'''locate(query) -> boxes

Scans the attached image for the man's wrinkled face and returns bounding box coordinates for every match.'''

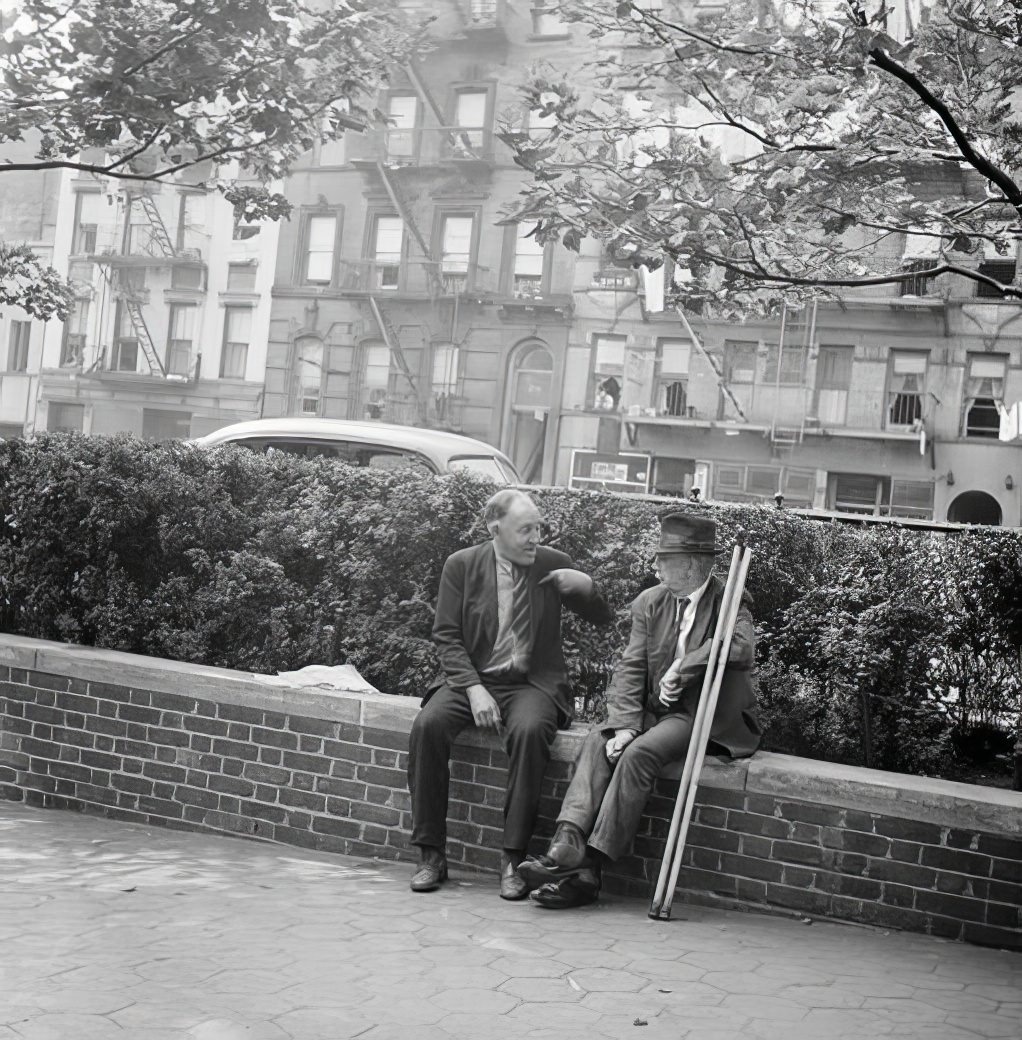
[492,498,542,566]
[656,552,714,597]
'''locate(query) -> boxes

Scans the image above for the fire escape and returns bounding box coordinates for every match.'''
[768,300,817,452]
[89,185,206,380]
[347,46,497,426]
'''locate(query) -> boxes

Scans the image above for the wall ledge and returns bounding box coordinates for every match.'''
[2,633,1019,837]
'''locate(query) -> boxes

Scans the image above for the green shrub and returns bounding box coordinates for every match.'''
[1,433,1019,783]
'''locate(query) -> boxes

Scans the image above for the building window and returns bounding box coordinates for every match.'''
[175,192,204,256]
[723,340,757,383]
[166,304,195,376]
[469,0,498,21]
[171,265,206,290]
[887,351,927,428]
[48,402,85,433]
[226,262,257,292]
[762,341,804,385]
[901,259,939,297]
[976,260,1017,299]
[512,222,546,298]
[432,342,460,421]
[656,338,690,416]
[232,215,261,241]
[963,353,1007,438]
[453,89,488,152]
[111,301,139,372]
[370,216,403,290]
[71,190,103,255]
[831,473,884,514]
[318,99,350,166]
[357,341,391,420]
[141,408,191,441]
[527,104,558,139]
[6,320,30,371]
[814,345,854,425]
[439,214,474,292]
[221,306,252,379]
[61,300,89,367]
[592,334,626,410]
[385,94,418,159]
[294,337,323,415]
[827,474,934,519]
[531,2,567,35]
[304,214,337,285]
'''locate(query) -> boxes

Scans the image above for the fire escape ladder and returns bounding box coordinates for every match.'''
[134,193,177,257]
[769,299,817,451]
[97,264,166,376]
[405,60,480,160]
[675,308,748,422]
[374,161,443,296]
[367,295,419,405]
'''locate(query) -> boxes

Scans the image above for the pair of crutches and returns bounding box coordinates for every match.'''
[648,542,753,921]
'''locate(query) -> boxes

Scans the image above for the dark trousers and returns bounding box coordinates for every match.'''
[408,682,559,852]
[558,714,695,862]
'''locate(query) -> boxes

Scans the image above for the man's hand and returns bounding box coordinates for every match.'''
[605,729,637,763]
[467,684,502,732]
[658,659,683,707]
[538,568,594,598]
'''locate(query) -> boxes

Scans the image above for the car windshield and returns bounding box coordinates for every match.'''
[448,456,513,483]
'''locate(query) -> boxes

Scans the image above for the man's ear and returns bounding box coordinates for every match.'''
[486,519,499,538]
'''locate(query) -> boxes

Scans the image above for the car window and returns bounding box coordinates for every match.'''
[363,450,434,476]
[448,456,511,483]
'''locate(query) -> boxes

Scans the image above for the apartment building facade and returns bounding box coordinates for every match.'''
[264,0,1021,524]
[28,159,279,440]
[0,136,62,439]
[263,0,589,484]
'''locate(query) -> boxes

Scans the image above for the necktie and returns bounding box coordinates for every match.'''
[510,564,533,673]
[674,596,690,629]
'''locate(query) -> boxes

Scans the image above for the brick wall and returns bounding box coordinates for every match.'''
[1,634,1020,951]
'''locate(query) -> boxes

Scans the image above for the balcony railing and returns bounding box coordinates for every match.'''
[338,259,496,297]
[370,125,494,166]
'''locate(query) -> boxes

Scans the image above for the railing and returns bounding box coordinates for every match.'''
[372,125,494,166]
[338,259,496,297]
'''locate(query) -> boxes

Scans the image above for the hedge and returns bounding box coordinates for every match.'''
[1,433,1019,785]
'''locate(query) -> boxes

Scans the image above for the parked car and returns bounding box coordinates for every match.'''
[192,418,521,484]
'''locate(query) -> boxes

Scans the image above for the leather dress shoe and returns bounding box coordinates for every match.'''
[516,822,589,890]
[531,867,601,909]
[499,852,529,901]
[410,852,448,892]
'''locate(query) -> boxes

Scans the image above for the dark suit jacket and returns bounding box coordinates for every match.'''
[604,576,761,758]
[428,541,613,723]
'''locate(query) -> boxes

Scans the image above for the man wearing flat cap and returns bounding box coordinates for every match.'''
[518,511,761,908]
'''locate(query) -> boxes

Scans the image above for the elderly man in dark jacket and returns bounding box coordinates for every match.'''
[407,489,612,899]
[518,511,760,908]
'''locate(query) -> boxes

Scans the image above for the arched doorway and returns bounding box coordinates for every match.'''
[947,491,1002,526]
[505,341,553,483]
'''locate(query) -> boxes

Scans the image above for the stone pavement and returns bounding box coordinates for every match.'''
[1,802,1020,1040]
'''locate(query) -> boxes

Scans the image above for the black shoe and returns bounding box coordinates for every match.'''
[532,869,601,909]
[410,849,448,892]
[516,822,589,891]
[499,852,529,901]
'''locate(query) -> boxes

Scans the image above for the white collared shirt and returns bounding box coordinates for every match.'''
[674,574,712,661]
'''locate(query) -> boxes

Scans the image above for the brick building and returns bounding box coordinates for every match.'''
[262,0,1022,523]
[30,160,281,440]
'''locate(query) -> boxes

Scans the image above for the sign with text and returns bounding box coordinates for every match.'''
[569,450,651,494]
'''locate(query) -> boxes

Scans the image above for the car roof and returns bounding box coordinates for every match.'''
[193,418,516,467]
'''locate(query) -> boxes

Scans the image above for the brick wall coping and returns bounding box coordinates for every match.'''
[2,632,1020,838]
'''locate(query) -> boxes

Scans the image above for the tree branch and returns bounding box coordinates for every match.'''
[867,44,1022,212]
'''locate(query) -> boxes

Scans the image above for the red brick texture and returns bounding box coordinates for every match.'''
[1,658,1020,951]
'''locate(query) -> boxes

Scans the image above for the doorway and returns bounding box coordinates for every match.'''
[505,342,553,483]
[947,491,1002,526]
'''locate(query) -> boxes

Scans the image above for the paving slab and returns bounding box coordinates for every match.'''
[0,801,1019,1040]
